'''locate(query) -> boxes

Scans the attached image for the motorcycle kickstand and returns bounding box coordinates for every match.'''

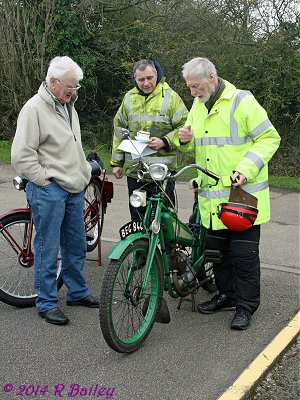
[177,294,196,312]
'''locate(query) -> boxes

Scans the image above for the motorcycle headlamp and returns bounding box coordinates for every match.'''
[149,164,168,181]
[130,190,147,208]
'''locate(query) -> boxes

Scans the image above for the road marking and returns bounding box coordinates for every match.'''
[261,263,300,274]
[217,311,300,400]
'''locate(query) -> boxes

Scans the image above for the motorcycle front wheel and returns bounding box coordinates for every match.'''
[99,239,164,353]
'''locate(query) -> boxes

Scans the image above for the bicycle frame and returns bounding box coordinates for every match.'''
[0,165,114,308]
[86,172,114,264]
[0,206,34,267]
[0,173,113,265]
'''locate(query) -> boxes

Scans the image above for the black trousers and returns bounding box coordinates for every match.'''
[127,176,175,221]
[205,225,261,314]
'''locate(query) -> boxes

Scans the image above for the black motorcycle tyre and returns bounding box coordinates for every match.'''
[99,239,164,353]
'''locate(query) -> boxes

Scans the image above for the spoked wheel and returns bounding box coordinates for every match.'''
[84,179,105,252]
[99,239,164,353]
[201,262,217,293]
[0,212,63,307]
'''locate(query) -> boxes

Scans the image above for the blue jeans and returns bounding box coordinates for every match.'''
[26,181,89,312]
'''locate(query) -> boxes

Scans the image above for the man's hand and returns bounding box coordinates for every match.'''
[112,166,123,179]
[178,125,193,144]
[231,171,247,187]
[148,137,165,151]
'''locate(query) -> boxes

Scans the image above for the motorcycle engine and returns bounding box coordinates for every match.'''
[168,249,187,274]
[168,248,197,290]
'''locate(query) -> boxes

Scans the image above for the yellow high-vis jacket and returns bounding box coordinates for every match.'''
[174,80,281,230]
[111,77,188,177]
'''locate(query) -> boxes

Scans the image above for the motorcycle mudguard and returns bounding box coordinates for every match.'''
[108,232,149,260]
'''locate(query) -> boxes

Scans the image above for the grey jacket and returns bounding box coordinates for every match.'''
[11,82,91,193]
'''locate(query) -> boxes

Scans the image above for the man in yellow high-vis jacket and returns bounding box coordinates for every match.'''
[174,57,280,330]
[111,59,188,220]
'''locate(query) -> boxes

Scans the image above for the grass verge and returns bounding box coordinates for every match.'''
[1,139,299,190]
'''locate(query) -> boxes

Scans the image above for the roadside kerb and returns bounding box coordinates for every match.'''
[217,311,300,400]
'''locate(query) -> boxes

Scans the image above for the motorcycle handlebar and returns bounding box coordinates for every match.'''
[172,164,220,185]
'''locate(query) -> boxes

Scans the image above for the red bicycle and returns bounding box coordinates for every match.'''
[0,170,113,307]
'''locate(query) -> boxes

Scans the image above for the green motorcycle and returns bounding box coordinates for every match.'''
[99,161,220,353]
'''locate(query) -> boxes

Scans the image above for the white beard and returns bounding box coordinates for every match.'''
[197,92,211,103]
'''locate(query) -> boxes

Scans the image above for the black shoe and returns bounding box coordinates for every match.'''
[67,295,100,308]
[197,293,236,314]
[38,307,69,325]
[231,306,252,330]
[142,296,171,324]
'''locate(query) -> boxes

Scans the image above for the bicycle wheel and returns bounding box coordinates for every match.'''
[99,239,164,353]
[84,179,105,252]
[0,212,63,307]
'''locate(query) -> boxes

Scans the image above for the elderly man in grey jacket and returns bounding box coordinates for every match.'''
[11,56,99,325]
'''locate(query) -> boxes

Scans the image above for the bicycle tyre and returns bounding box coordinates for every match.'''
[84,179,105,252]
[99,239,164,353]
[0,212,63,307]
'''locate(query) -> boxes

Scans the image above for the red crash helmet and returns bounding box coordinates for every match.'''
[217,202,259,231]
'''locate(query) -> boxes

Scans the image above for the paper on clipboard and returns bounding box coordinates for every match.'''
[117,140,157,159]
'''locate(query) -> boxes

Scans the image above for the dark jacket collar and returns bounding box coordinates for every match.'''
[205,78,225,112]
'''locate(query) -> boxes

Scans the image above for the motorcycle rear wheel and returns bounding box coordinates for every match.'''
[99,239,164,353]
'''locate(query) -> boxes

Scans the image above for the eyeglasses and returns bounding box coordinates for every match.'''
[56,79,81,91]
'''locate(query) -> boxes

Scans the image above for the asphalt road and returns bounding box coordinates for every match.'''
[0,165,299,400]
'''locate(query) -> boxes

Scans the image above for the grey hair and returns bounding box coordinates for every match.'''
[182,57,217,81]
[133,59,157,77]
[45,56,83,84]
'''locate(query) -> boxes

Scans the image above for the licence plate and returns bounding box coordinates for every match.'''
[119,221,144,240]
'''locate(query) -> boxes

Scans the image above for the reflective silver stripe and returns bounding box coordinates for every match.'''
[124,87,174,123]
[116,110,128,127]
[198,180,269,198]
[129,115,170,123]
[198,188,230,199]
[172,106,188,123]
[230,90,252,143]
[111,154,124,161]
[249,119,272,137]
[124,92,132,118]
[160,89,171,115]
[244,151,264,171]
[166,130,174,139]
[195,90,271,147]
[195,136,252,146]
[125,154,177,164]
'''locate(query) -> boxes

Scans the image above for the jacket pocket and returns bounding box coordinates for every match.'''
[221,175,232,188]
